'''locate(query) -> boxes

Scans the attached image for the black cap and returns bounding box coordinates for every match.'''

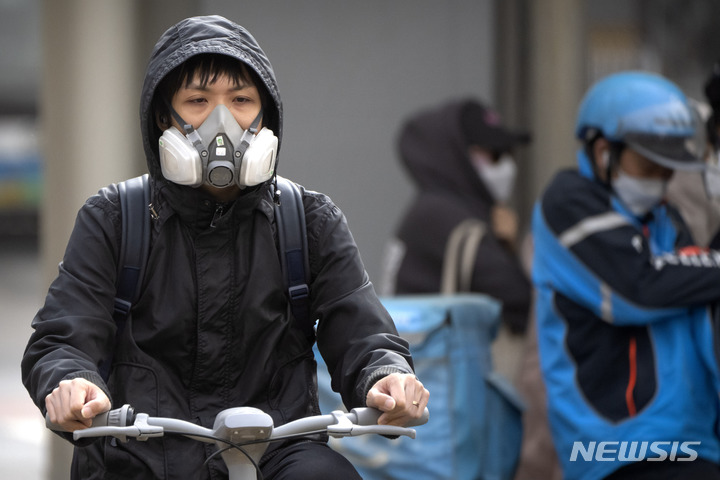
[460,100,531,152]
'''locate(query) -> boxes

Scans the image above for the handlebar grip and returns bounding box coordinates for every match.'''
[414,406,430,426]
[45,409,111,432]
[400,406,429,427]
[73,425,138,441]
[45,404,134,432]
[350,406,429,427]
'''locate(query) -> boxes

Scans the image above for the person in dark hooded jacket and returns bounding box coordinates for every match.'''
[21,15,428,480]
[382,98,532,334]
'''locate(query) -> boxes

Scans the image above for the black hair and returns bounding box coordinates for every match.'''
[151,53,276,133]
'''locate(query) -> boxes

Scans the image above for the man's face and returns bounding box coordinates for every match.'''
[169,73,263,200]
[617,148,674,181]
[170,73,263,132]
[593,138,674,181]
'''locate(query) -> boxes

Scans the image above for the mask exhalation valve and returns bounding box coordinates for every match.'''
[208,164,234,187]
[206,134,236,187]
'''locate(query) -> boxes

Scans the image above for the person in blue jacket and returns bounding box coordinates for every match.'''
[532,71,720,480]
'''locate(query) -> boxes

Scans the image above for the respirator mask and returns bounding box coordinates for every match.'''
[158,105,278,188]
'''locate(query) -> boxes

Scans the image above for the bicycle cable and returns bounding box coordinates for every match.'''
[162,430,265,480]
[200,429,328,479]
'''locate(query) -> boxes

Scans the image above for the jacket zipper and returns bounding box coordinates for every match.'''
[625,335,637,417]
[210,204,225,228]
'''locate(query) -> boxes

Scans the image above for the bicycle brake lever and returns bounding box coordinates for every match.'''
[327,424,417,439]
[73,413,163,443]
[326,411,417,438]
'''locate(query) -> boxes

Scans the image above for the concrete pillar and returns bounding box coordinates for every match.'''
[38,2,201,477]
[39,1,139,477]
[40,0,141,279]
[527,0,586,203]
[495,0,534,225]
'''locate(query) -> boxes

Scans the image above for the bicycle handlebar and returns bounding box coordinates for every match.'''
[47,405,428,480]
[47,404,429,442]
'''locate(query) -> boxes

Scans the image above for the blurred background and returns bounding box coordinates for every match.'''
[2,0,720,478]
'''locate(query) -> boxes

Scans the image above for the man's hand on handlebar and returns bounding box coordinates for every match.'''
[45,378,111,432]
[366,373,429,427]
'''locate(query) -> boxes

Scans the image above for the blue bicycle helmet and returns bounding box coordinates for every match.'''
[575,71,706,171]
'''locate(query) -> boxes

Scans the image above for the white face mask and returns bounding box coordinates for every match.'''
[611,170,668,217]
[469,151,517,203]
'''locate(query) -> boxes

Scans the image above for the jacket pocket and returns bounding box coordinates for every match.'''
[103,363,167,478]
[267,350,317,423]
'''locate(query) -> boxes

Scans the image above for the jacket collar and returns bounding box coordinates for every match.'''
[150,177,272,233]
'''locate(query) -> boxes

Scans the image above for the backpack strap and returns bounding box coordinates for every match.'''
[275,176,313,340]
[99,174,151,381]
[440,219,486,294]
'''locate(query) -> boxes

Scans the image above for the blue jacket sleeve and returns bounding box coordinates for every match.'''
[533,170,720,325]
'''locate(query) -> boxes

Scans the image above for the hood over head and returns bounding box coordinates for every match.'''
[139,15,282,180]
[397,98,529,207]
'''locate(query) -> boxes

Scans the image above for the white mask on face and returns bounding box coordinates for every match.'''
[611,170,668,217]
[469,150,517,203]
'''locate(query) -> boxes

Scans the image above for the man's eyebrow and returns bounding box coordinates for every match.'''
[184,79,251,91]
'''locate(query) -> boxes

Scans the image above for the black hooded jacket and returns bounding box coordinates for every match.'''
[386,99,531,333]
[22,15,413,479]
